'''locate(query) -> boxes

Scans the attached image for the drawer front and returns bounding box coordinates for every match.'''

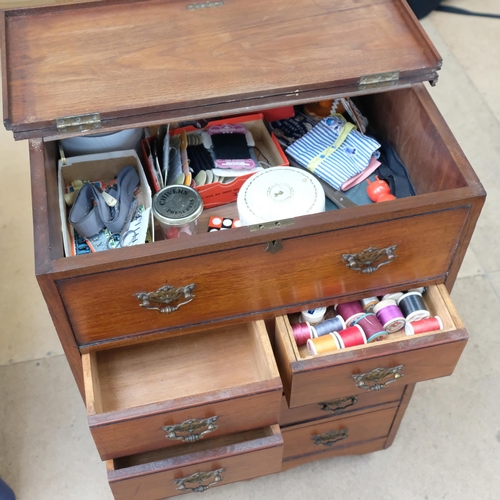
[59,207,468,345]
[282,437,387,471]
[282,407,397,460]
[275,285,468,408]
[279,386,404,427]
[90,391,282,460]
[83,321,282,460]
[107,426,283,500]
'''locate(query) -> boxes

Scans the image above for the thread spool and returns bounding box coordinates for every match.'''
[353,313,388,343]
[301,307,327,325]
[360,297,379,313]
[405,316,443,335]
[307,333,340,356]
[335,301,365,326]
[373,299,406,333]
[407,286,427,294]
[334,325,367,348]
[312,316,346,337]
[292,321,315,346]
[397,291,430,322]
[382,292,404,302]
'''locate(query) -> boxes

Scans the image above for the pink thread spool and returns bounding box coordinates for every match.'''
[373,299,406,333]
[353,313,388,342]
[292,322,315,346]
[335,301,364,326]
[405,316,443,335]
[334,325,367,348]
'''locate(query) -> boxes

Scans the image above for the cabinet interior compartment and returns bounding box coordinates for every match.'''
[83,320,278,414]
[284,284,462,361]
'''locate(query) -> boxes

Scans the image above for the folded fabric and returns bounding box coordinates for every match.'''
[286,116,381,190]
[341,156,381,191]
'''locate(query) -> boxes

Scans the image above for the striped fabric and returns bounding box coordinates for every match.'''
[287,116,380,190]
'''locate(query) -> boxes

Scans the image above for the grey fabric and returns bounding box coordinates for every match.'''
[68,183,105,239]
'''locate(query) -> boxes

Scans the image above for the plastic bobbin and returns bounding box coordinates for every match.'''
[382,292,404,302]
[301,307,327,325]
[405,316,443,336]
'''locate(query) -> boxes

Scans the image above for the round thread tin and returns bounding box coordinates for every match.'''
[152,185,203,239]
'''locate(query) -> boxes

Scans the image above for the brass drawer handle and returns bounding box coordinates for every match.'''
[175,468,224,493]
[343,245,397,274]
[134,283,195,314]
[353,365,404,391]
[163,416,218,442]
[312,428,349,447]
[319,396,358,415]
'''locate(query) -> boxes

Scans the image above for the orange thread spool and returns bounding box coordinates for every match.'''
[307,333,340,356]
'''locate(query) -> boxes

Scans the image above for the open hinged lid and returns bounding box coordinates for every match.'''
[1,0,441,140]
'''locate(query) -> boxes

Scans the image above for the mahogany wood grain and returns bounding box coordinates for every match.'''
[59,208,468,345]
[281,437,387,471]
[275,285,468,407]
[107,425,283,500]
[385,383,415,448]
[279,386,404,427]
[2,0,441,138]
[282,406,397,460]
[82,321,282,459]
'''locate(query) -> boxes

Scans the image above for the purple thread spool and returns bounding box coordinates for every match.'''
[373,299,406,333]
[335,301,364,326]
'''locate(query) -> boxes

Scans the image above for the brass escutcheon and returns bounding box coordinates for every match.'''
[163,416,218,442]
[319,396,358,415]
[175,468,224,493]
[312,428,349,447]
[352,365,404,391]
[134,283,195,314]
[343,245,397,274]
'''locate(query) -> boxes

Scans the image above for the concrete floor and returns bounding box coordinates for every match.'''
[1,1,500,499]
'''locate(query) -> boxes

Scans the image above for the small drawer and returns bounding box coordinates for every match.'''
[107,425,283,500]
[275,285,468,408]
[83,321,282,460]
[282,406,397,461]
[279,385,405,427]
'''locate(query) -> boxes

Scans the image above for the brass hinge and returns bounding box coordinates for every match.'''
[248,218,294,232]
[56,113,102,134]
[358,71,400,90]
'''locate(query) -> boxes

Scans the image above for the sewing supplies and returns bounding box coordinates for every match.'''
[207,216,242,232]
[334,325,367,348]
[361,297,379,313]
[300,307,327,325]
[237,167,325,225]
[382,292,404,302]
[152,185,203,239]
[353,313,388,342]
[397,291,430,322]
[335,301,365,326]
[372,300,406,333]
[366,176,396,202]
[311,316,346,337]
[408,286,427,294]
[405,316,443,336]
[307,333,340,356]
[292,322,315,346]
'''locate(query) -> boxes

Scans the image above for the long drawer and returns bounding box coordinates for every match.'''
[275,285,468,408]
[31,84,484,353]
[83,321,282,460]
[107,426,283,500]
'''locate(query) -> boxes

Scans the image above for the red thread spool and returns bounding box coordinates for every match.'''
[292,322,315,346]
[405,316,443,335]
[334,325,367,348]
[335,301,364,326]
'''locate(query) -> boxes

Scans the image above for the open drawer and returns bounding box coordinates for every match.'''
[82,321,282,460]
[107,425,283,500]
[31,84,484,351]
[275,285,468,408]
